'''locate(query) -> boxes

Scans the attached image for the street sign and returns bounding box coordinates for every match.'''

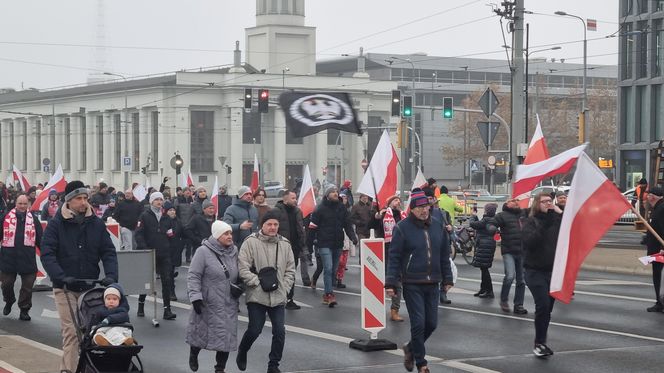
[42,165,50,173]
[122,156,132,172]
[42,158,51,166]
[470,160,479,172]
[476,121,501,150]
[478,88,500,119]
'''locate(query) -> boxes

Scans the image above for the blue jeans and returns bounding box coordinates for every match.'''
[501,253,525,305]
[403,283,439,369]
[239,303,285,369]
[318,247,342,294]
[525,270,555,345]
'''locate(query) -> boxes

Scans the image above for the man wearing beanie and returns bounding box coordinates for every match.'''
[223,186,258,247]
[644,186,664,312]
[424,187,454,305]
[185,199,217,252]
[306,184,357,307]
[237,208,295,373]
[386,188,454,373]
[112,189,144,251]
[192,186,210,216]
[40,180,118,373]
[135,192,176,320]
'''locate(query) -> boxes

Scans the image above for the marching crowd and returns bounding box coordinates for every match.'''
[0,175,659,373]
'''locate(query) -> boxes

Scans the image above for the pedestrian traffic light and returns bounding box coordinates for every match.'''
[244,88,252,110]
[443,97,453,119]
[258,89,269,113]
[391,90,401,117]
[403,96,413,117]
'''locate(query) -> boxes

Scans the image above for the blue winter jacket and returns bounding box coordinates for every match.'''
[40,204,118,292]
[386,214,454,287]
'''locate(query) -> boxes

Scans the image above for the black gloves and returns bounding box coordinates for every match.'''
[192,300,203,315]
[100,277,115,286]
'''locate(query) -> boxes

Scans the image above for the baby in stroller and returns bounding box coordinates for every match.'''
[90,284,134,346]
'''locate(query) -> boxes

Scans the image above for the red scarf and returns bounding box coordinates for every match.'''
[47,201,59,218]
[2,209,36,247]
[382,208,407,243]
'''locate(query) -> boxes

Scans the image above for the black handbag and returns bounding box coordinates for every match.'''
[257,242,280,292]
[208,247,245,299]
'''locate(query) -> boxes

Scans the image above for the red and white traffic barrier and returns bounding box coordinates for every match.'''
[349,230,396,351]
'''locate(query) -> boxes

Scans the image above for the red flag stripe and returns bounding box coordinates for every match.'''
[376,146,399,209]
[512,157,578,198]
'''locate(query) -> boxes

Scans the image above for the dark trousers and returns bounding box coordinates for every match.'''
[288,255,300,301]
[653,261,663,304]
[480,267,493,293]
[190,346,229,371]
[239,303,285,369]
[139,255,173,308]
[402,283,439,369]
[0,272,36,310]
[312,251,323,285]
[525,269,555,345]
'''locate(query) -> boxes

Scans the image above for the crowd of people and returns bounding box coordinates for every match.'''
[0,175,657,373]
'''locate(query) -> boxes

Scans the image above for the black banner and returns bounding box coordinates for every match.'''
[279,92,362,138]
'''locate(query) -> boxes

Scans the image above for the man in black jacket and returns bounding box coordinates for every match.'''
[40,180,118,373]
[645,187,664,312]
[275,190,307,309]
[493,198,528,315]
[175,187,195,262]
[113,190,144,250]
[185,200,216,247]
[134,191,176,320]
[0,195,43,321]
[217,185,233,219]
[307,185,357,307]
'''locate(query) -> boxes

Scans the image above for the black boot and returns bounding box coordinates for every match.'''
[236,347,247,371]
[189,348,199,372]
[335,279,346,289]
[3,300,14,316]
[137,302,145,317]
[163,307,177,320]
[19,309,30,321]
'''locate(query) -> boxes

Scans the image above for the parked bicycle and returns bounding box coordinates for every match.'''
[451,217,476,265]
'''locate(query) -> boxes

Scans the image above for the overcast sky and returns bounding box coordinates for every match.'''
[0,0,618,90]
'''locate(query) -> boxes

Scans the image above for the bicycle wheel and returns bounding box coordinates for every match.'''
[450,241,458,261]
[462,240,475,265]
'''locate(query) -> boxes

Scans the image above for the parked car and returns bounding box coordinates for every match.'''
[264,181,287,198]
[527,185,571,207]
[617,188,637,225]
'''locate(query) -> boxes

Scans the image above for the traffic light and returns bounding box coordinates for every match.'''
[141,166,147,175]
[391,90,401,117]
[443,97,453,119]
[225,164,232,174]
[258,89,269,113]
[403,96,413,117]
[244,88,252,110]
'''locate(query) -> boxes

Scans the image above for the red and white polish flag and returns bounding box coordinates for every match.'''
[250,153,259,192]
[210,175,219,217]
[523,115,550,165]
[550,153,632,303]
[297,164,316,218]
[356,130,398,209]
[512,143,587,199]
[181,169,194,188]
[12,164,31,192]
[31,164,67,212]
[405,167,428,214]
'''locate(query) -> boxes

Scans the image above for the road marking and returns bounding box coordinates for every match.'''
[4,335,63,356]
[575,279,650,286]
[439,361,501,373]
[0,361,26,373]
[40,308,60,319]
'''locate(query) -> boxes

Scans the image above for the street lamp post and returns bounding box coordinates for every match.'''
[103,72,129,189]
[524,26,561,139]
[282,67,290,90]
[555,10,587,143]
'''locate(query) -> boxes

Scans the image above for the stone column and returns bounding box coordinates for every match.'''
[102,113,114,183]
[0,120,10,172]
[139,109,150,186]
[26,117,39,176]
[54,116,65,171]
[85,114,95,182]
[313,131,327,188]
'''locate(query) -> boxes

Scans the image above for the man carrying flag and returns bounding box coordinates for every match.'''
[643,186,664,312]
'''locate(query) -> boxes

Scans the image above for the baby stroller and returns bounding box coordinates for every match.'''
[65,281,144,373]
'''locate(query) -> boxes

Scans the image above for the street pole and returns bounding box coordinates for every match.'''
[511,0,525,170]
[389,56,416,194]
[555,11,587,143]
[104,72,129,190]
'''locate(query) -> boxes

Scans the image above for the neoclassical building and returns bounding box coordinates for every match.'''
[0,0,396,193]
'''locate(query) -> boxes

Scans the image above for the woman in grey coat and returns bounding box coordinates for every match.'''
[186,220,239,373]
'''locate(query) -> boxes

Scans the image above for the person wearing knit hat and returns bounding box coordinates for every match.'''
[339,180,354,207]
[92,283,134,347]
[186,216,239,372]
[374,194,408,320]
[306,182,358,308]
[645,186,664,313]
[222,186,258,247]
[41,188,63,222]
[191,187,209,215]
[162,198,183,301]
[469,203,498,300]
[186,195,218,250]
[135,188,177,321]
[385,186,454,373]
[40,180,118,372]
[236,208,295,373]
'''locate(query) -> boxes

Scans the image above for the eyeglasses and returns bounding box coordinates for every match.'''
[540,200,553,204]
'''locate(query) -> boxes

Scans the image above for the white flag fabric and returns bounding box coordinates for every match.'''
[297,165,316,218]
[356,130,398,208]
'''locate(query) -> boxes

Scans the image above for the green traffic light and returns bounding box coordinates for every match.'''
[443,109,452,118]
[403,108,412,117]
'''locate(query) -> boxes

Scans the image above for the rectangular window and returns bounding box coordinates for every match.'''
[658,0,664,12]
[622,0,633,16]
[9,122,14,165]
[151,111,158,171]
[35,120,41,170]
[622,23,634,80]
[656,21,664,76]
[623,87,635,143]
[97,115,104,170]
[80,117,87,170]
[64,118,71,170]
[281,0,289,12]
[638,85,648,142]
[113,114,121,170]
[328,128,340,145]
[242,111,262,144]
[132,112,139,171]
[190,111,214,171]
[637,21,648,78]
[654,85,663,140]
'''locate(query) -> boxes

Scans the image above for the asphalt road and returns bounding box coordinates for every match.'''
[1,255,663,373]
[598,224,643,249]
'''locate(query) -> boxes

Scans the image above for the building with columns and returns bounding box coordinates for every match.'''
[0,0,397,193]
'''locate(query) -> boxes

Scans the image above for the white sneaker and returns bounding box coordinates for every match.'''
[533,343,554,357]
